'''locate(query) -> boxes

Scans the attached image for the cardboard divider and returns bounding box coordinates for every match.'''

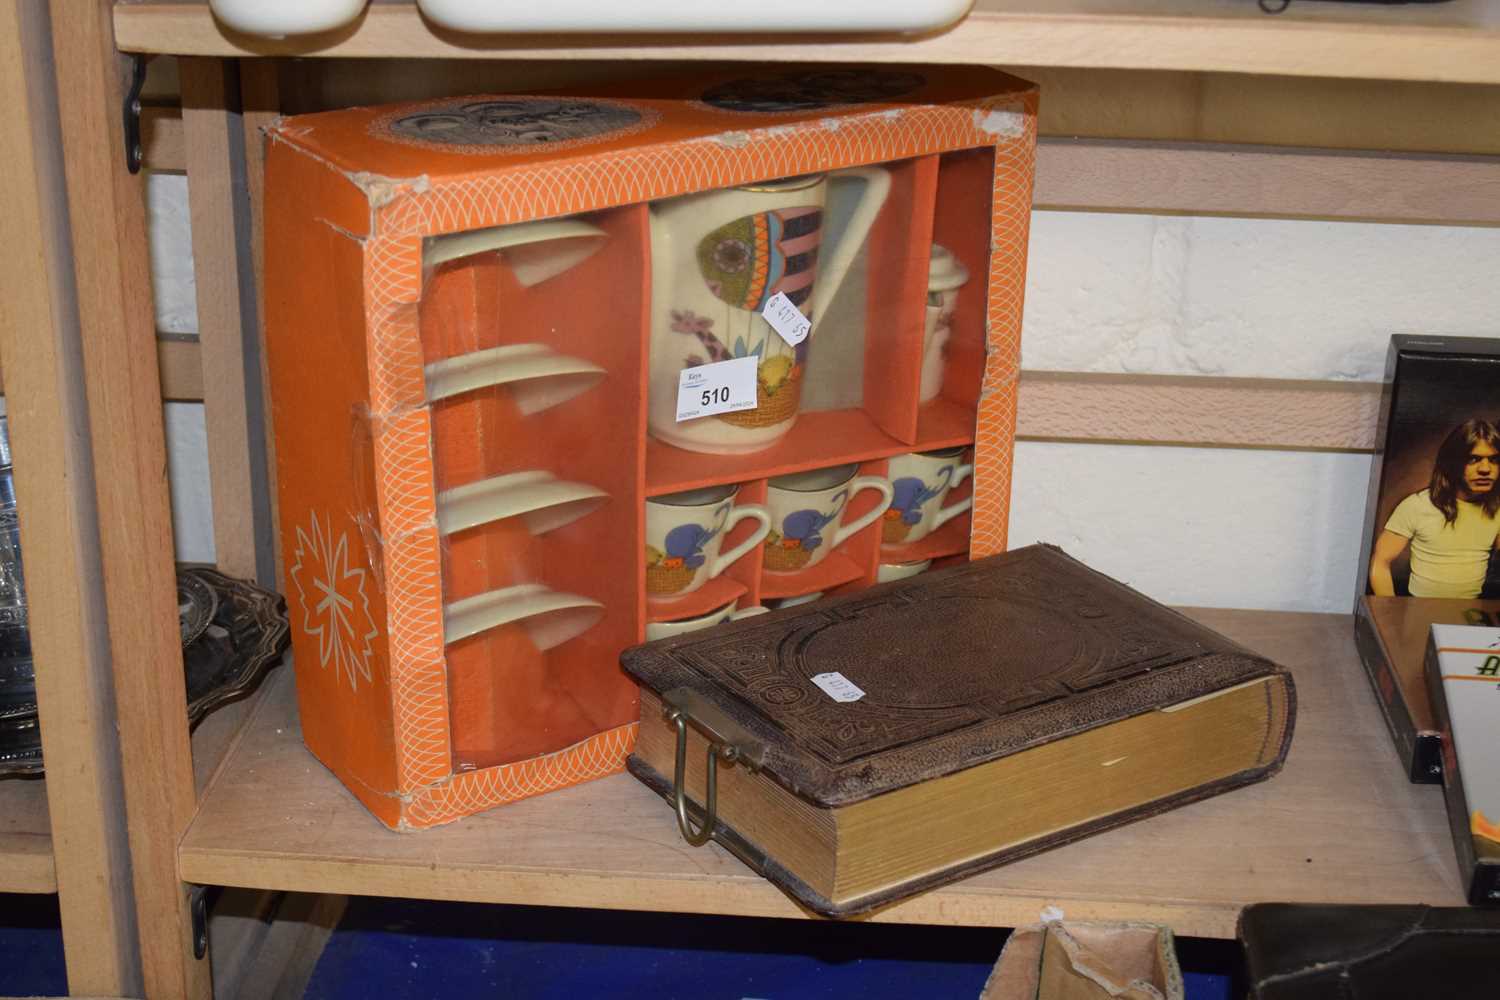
[642,575,747,620]
[913,396,981,452]
[862,156,939,445]
[421,204,650,769]
[646,409,902,495]
[880,512,972,565]
[932,148,996,412]
[761,551,867,601]
[645,576,748,625]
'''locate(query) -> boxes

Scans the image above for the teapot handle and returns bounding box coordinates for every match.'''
[809,167,891,325]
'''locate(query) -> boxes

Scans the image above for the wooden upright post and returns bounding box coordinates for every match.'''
[182,57,277,586]
[0,2,141,992]
[48,1,210,996]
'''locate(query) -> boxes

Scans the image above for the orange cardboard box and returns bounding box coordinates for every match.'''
[262,66,1037,830]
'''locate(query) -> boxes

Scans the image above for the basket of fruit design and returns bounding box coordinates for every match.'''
[882,509,913,544]
[719,358,802,429]
[762,531,814,572]
[645,546,697,595]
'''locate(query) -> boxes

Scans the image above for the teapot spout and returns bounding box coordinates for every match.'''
[810,167,891,325]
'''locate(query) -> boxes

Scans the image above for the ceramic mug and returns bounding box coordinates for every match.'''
[882,447,973,546]
[645,486,771,599]
[647,168,892,455]
[644,600,768,641]
[764,464,893,573]
[877,559,932,583]
[920,244,969,404]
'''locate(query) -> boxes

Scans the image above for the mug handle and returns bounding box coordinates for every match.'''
[709,505,772,579]
[831,477,896,548]
[931,462,975,531]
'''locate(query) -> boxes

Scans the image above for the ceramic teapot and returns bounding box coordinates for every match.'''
[647,168,891,454]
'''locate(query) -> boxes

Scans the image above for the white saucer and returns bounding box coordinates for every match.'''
[443,583,603,649]
[768,591,824,610]
[424,344,605,415]
[644,601,768,641]
[437,471,608,537]
[877,559,932,583]
[425,218,608,287]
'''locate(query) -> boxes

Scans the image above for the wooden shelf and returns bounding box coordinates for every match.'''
[179,608,1463,937]
[0,778,55,893]
[111,1,1500,84]
[646,409,907,497]
[0,666,270,898]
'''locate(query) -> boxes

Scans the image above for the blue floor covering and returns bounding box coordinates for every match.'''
[303,898,1235,1000]
[0,893,1235,998]
[0,894,68,997]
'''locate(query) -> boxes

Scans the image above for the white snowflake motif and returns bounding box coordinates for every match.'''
[288,510,377,692]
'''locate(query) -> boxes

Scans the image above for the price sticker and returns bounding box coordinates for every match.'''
[811,671,866,703]
[762,291,811,348]
[675,356,759,422]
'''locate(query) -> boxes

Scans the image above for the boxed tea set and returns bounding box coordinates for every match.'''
[262,66,1040,830]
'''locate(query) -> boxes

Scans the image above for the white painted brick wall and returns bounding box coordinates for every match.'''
[143,175,1500,610]
[1014,211,1500,611]
[1022,212,1500,379]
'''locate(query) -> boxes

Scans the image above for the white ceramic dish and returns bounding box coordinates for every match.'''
[424,218,608,286]
[424,344,605,415]
[209,0,366,37]
[644,600,767,641]
[415,0,974,34]
[436,471,608,537]
[877,559,932,583]
[768,591,824,610]
[443,583,602,648]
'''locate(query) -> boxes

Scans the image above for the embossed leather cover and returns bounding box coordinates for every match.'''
[622,544,1295,807]
[1239,903,1500,1000]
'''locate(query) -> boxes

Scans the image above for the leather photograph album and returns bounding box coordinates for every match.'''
[620,545,1297,916]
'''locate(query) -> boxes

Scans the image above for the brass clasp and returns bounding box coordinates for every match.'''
[660,687,765,847]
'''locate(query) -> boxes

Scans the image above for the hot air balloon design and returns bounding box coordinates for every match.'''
[647,168,890,454]
[669,206,821,430]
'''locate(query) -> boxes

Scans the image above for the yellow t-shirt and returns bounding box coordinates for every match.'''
[1384,489,1500,598]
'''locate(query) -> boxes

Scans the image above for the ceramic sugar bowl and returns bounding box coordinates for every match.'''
[921,244,970,404]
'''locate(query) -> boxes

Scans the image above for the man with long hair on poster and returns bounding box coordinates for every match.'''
[1370,418,1500,597]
